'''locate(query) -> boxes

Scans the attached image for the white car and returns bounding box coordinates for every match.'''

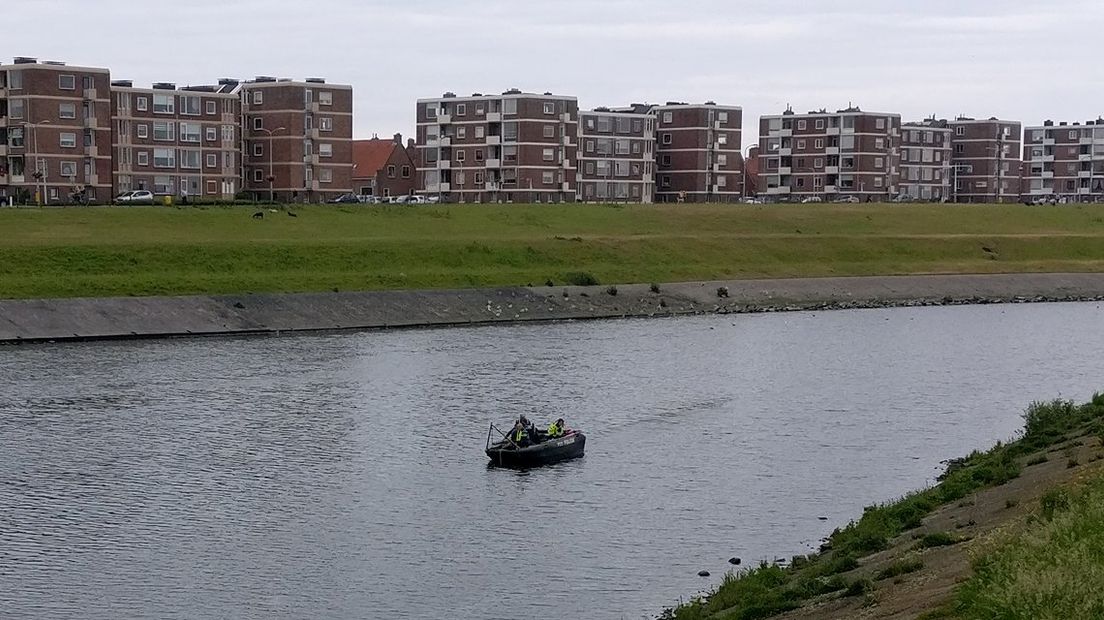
[741,197,764,204]
[800,196,823,204]
[833,195,860,203]
[114,190,154,205]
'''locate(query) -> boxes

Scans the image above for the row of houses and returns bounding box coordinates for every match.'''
[3,55,1100,205]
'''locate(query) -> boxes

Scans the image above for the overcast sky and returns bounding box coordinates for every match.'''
[10,0,1104,144]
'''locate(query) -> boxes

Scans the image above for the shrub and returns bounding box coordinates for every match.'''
[1040,488,1070,520]
[1026,454,1048,466]
[917,532,959,549]
[564,271,599,286]
[650,283,661,294]
[606,285,618,296]
[545,278,554,287]
[717,286,730,298]
[1067,457,1079,469]
[843,578,874,597]
[874,558,924,581]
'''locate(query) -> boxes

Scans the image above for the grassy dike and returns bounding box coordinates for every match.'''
[3,202,1104,298]
[661,395,1104,620]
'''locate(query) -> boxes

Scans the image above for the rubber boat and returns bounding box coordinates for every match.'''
[485,424,586,468]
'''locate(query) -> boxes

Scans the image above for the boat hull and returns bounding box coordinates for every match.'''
[486,432,586,468]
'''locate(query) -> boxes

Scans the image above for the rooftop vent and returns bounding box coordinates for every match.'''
[152,82,176,90]
[704,100,716,105]
[43,60,66,66]
[1043,119,1054,126]
[305,77,325,84]
[13,56,38,64]
[254,76,277,83]
[471,92,482,97]
[442,91,456,98]
[594,106,610,112]
[543,91,552,95]
[111,80,133,88]
[218,78,239,86]
[1059,121,1067,126]
[503,88,522,95]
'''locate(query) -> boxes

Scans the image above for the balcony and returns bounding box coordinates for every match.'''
[778,166,792,175]
[0,117,7,128]
[222,112,236,123]
[1034,154,1054,162]
[561,112,572,122]
[1041,171,1054,178]
[484,158,501,168]
[0,145,6,157]
[826,126,840,135]
[486,112,502,122]
[779,128,792,137]
[714,121,723,130]
[1079,187,1093,194]
[437,113,451,124]
[437,159,451,169]
[439,136,451,147]
[1043,138,1055,146]
[310,102,321,114]
[310,128,320,140]
[778,147,792,156]
[1079,170,1093,178]
[1081,137,1094,144]
[1079,153,1093,161]
[310,180,321,191]
[765,187,791,195]
[436,182,451,192]
[83,88,97,100]
[825,165,839,174]
[486,135,501,145]
[824,185,838,193]
[87,173,99,185]
[84,116,98,128]
[826,147,839,155]
[562,135,572,146]
[85,145,98,157]
[485,182,500,191]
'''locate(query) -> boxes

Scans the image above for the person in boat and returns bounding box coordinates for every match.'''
[547,418,566,438]
[509,419,530,447]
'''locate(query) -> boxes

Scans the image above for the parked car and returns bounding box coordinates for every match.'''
[114,190,154,205]
[800,196,823,204]
[833,195,860,203]
[356,194,375,203]
[328,193,361,204]
[741,197,764,204]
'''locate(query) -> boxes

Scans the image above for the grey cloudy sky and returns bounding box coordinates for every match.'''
[11,0,1104,144]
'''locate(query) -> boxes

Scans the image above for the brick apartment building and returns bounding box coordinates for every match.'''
[759,106,901,201]
[352,134,416,198]
[899,118,953,201]
[241,77,353,202]
[415,90,579,203]
[577,107,654,202]
[1022,119,1104,202]
[110,79,241,199]
[654,102,742,203]
[947,117,1021,203]
[0,57,113,203]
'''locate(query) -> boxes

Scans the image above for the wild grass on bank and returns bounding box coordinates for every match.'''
[954,467,1104,619]
[663,394,1104,620]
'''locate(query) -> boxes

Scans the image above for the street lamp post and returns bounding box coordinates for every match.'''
[257,126,286,202]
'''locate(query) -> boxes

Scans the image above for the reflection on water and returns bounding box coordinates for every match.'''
[2,302,1103,619]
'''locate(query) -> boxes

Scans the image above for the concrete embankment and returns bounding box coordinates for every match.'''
[2,272,1104,343]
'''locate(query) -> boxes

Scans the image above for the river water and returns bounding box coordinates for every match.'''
[2,302,1103,619]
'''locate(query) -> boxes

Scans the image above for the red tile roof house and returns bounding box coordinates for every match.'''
[352,134,416,198]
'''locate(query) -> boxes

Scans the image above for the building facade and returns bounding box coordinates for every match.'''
[352,134,416,198]
[576,108,654,202]
[947,117,1021,203]
[110,80,241,199]
[1022,120,1104,202]
[899,119,952,201]
[759,107,901,201]
[415,90,579,203]
[0,57,113,203]
[654,103,742,203]
[241,77,353,202]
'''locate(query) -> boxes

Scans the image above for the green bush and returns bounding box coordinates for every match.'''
[917,532,960,549]
[1040,488,1070,520]
[874,558,924,581]
[564,271,599,286]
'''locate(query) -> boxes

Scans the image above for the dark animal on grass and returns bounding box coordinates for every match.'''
[287,211,298,217]
[982,246,996,254]
[252,211,264,219]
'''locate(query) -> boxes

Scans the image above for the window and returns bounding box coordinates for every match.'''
[320,117,333,132]
[661,154,671,166]
[206,101,217,115]
[502,98,517,115]
[874,177,883,187]
[252,91,263,105]
[632,142,641,154]
[585,161,594,175]
[59,74,76,90]
[137,124,148,138]
[542,148,554,161]
[153,148,175,168]
[457,127,466,139]
[136,96,148,112]
[475,103,485,115]
[874,157,884,169]
[179,122,201,143]
[474,126,485,139]
[153,122,174,141]
[585,140,594,153]
[543,101,555,115]
[815,119,825,130]
[137,151,149,166]
[616,117,631,133]
[387,165,396,178]
[8,99,24,119]
[543,125,555,138]
[717,111,728,124]
[401,165,410,178]
[254,169,264,182]
[7,70,22,90]
[60,161,77,177]
[662,112,672,124]
[955,126,965,136]
[955,144,964,154]
[59,103,76,119]
[475,172,484,185]
[475,149,484,161]
[814,157,823,168]
[661,176,671,187]
[876,117,886,129]
[319,91,333,106]
[615,140,629,155]
[319,143,332,157]
[206,127,217,142]
[153,93,174,114]
[206,153,217,168]
[253,117,263,130]
[319,169,333,183]
[797,120,807,130]
[59,133,77,148]
[814,138,824,148]
[797,139,806,150]
[455,150,465,162]
[796,178,805,187]
[542,171,554,184]
[181,96,201,116]
[614,160,629,177]
[662,133,672,145]
[180,150,201,169]
[426,104,437,118]
[456,103,466,116]
[253,143,263,157]
[875,138,884,149]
